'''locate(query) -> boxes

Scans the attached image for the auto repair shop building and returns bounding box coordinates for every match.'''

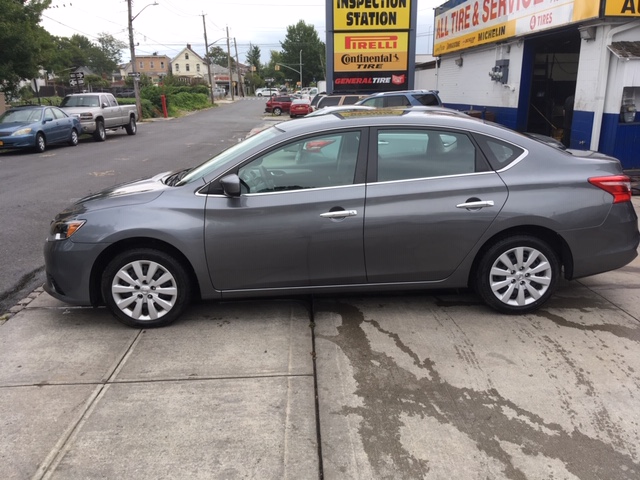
[432,0,640,169]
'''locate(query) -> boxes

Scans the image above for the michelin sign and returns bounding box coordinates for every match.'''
[328,0,417,92]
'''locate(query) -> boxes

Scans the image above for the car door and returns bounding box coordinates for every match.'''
[204,129,368,292]
[43,107,64,142]
[364,127,509,282]
[102,94,119,128]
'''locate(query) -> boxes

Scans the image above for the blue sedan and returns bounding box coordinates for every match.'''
[0,105,81,153]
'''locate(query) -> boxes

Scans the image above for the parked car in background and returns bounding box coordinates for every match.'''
[289,98,312,118]
[44,109,638,328]
[265,95,293,116]
[356,90,443,108]
[256,88,279,97]
[0,105,81,153]
[305,105,375,117]
[60,93,138,142]
[315,93,367,111]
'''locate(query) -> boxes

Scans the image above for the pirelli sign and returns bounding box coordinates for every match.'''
[329,0,416,92]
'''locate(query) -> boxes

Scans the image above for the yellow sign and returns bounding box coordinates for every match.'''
[434,0,600,55]
[334,0,412,31]
[605,0,640,16]
[334,32,409,71]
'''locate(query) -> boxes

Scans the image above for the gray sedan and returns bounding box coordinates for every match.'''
[44,110,639,328]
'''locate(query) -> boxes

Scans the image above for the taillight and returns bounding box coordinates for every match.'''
[588,175,632,204]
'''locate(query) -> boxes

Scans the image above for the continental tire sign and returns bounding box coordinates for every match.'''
[329,0,416,93]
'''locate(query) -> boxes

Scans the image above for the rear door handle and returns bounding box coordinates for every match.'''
[320,210,358,219]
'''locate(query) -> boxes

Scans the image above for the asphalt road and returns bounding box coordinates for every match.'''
[0,98,268,315]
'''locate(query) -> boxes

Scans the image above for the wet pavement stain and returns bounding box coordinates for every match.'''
[535,310,640,342]
[317,302,640,480]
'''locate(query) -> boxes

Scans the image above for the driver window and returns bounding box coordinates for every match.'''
[238,131,360,193]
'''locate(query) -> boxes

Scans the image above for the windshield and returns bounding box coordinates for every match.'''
[177,126,282,185]
[60,96,100,107]
[0,109,42,124]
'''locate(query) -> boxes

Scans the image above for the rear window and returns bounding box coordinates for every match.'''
[318,96,342,108]
[473,134,525,169]
[414,93,440,106]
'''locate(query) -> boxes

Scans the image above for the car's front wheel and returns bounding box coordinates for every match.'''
[68,129,79,146]
[93,119,106,142]
[475,235,559,314]
[35,133,46,153]
[101,249,191,328]
[273,107,282,116]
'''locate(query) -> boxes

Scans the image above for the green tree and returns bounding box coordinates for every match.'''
[206,45,234,70]
[0,0,52,96]
[280,20,325,87]
[245,43,261,74]
[93,33,126,76]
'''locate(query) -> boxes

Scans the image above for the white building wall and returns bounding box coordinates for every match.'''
[604,25,640,115]
[435,41,525,109]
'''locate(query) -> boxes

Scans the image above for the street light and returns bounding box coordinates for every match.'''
[275,51,303,91]
[128,1,158,120]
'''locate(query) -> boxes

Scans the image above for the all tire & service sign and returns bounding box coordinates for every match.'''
[327,0,418,93]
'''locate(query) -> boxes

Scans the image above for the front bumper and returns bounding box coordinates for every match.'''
[0,134,36,149]
[43,238,108,306]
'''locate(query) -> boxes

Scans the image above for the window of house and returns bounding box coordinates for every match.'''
[161,61,165,69]
[196,64,200,72]
[150,61,154,68]
[237,131,361,193]
[139,61,144,69]
[376,129,480,182]
[185,53,190,60]
[175,64,179,72]
[186,64,190,72]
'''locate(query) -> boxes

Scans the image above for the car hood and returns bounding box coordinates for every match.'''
[59,171,171,217]
[0,122,31,133]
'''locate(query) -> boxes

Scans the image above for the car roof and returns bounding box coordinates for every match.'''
[364,89,440,97]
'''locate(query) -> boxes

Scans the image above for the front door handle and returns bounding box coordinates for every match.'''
[456,200,495,209]
[320,210,358,219]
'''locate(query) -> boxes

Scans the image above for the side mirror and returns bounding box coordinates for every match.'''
[220,174,241,197]
[44,116,54,123]
[101,102,108,108]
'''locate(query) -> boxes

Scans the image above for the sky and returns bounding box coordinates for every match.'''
[40,0,444,64]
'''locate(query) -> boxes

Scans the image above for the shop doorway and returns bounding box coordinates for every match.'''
[521,30,580,142]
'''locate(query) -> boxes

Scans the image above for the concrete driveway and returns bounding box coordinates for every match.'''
[1,200,639,479]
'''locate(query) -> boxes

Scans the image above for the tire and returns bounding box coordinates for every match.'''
[101,248,191,328]
[273,107,282,116]
[68,129,79,146]
[474,235,559,314]
[34,133,46,153]
[257,93,263,97]
[93,119,106,142]
[125,116,137,135]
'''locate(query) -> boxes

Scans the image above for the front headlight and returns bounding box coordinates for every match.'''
[12,127,33,136]
[50,219,86,240]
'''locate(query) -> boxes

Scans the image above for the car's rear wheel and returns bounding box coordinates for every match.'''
[273,107,282,116]
[475,235,559,314]
[125,116,136,135]
[68,129,79,146]
[101,249,191,328]
[93,120,106,142]
[35,133,46,153]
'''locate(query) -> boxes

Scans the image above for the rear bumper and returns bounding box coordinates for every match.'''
[563,203,639,279]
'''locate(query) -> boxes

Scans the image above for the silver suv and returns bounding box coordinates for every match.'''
[357,90,442,108]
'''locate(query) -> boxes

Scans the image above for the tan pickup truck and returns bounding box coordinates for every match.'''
[60,93,138,142]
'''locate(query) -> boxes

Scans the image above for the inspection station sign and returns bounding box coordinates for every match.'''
[433,0,600,55]
[329,0,416,92]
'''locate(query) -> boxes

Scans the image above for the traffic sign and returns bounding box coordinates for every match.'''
[70,72,84,79]
[127,72,141,77]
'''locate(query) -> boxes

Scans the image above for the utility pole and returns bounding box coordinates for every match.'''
[127,0,142,120]
[233,38,244,97]
[226,26,234,100]
[202,14,215,105]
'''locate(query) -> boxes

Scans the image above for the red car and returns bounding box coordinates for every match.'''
[265,96,293,116]
[289,98,312,118]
